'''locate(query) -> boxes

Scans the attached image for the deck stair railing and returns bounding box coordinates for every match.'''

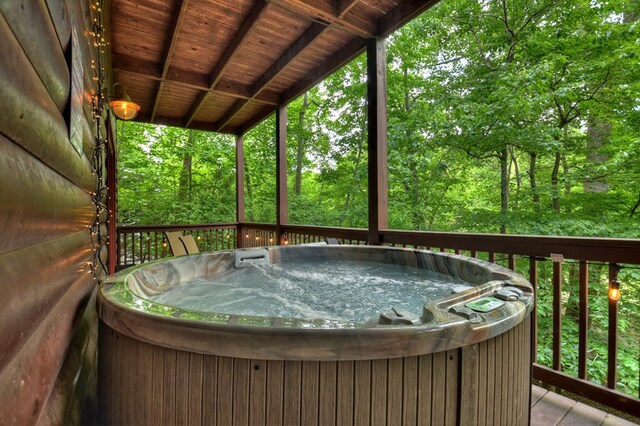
[116,222,640,416]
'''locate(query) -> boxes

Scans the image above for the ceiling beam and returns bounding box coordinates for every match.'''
[183,0,271,127]
[251,22,325,97]
[282,36,366,104]
[113,56,280,105]
[214,21,325,131]
[377,0,441,37]
[133,112,239,134]
[150,0,189,122]
[237,105,277,135]
[267,0,373,38]
[216,1,363,131]
[337,0,360,16]
[213,99,248,132]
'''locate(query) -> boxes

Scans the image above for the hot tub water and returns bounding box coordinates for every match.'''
[149,258,472,322]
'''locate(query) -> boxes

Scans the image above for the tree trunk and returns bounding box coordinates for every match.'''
[178,130,194,201]
[551,150,561,212]
[509,146,521,209]
[294,93,309,196]
[630,193,640,217]
[338,112,366,226]
[244,157,254,222]
[584,116,611,193]
[529,151,540,210]
[500,147,509,233]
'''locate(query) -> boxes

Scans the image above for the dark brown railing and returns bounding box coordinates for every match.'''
[116,223,237,267]
[116,222,640,416]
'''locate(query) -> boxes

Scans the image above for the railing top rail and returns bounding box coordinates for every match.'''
[118,223,239,233]
[381,229,640,264]
[119,222,640,263]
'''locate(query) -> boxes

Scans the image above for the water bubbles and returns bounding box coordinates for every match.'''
[149,259,470,323]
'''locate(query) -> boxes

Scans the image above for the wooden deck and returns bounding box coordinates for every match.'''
[531,385,639,426]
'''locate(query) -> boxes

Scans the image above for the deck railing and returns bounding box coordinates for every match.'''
[116,223,237,268]
[115,222,640,416]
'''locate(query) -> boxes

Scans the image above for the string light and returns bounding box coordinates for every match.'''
[87,0,109,280]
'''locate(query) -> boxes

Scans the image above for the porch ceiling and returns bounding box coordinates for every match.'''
[108,0,439,135]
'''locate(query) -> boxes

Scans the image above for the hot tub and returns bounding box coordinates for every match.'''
[98,245,533,425]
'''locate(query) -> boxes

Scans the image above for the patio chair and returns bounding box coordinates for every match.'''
[179,234,200,255]
[164,231,200,256]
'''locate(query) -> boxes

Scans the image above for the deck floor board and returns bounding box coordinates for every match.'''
[531,385,639,426]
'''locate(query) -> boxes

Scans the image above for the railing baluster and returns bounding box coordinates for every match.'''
[607,263,619,389]
[552,258,562,371]
[131,233,136,265]
[146,233,150,263]
[529,257,538,364]
[117,231,122,266]
[123,232,128,265]
[508,255,516,271]
[154,232,158,260]
[578,260,588,379]
[488,252,495,263]
[139,232,143,263]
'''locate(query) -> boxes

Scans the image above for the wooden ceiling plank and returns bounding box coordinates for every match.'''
[151,0,190,122]
[184,0,271,127]
[267,0,373,37]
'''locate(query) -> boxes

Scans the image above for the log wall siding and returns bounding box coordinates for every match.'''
[99,317,531,425]
[0,0,105,423]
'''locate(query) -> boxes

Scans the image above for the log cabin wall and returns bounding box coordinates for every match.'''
[0,0,110,424]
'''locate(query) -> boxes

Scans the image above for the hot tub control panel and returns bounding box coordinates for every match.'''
[445,283,531,326]
[466,297,505,313]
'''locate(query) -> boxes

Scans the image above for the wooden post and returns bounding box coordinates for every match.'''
[236,134,245,248]
[366,38,388,245]
[236,134,245,223]
[276,105,288,243]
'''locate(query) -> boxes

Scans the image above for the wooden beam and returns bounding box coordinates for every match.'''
[337,0,360,16]
[237,105,277,135]
[282,36,366,104]
[214,99,249,132]
[218,22,325,131]
[366,38,388,245]
[236,135,245,223]
[252,22,325,98]
[113,58,280,105]
[377,0,441,37]
[276,105,288,238]
[184,0,270,126]
[267,0,374,38]
[150,0,189,122]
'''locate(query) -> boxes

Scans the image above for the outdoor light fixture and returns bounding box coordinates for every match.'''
[281,232,289,245]
[109,83,140,120]
[609,278,621,302]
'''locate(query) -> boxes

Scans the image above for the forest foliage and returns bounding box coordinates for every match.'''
[117,0,639,396]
